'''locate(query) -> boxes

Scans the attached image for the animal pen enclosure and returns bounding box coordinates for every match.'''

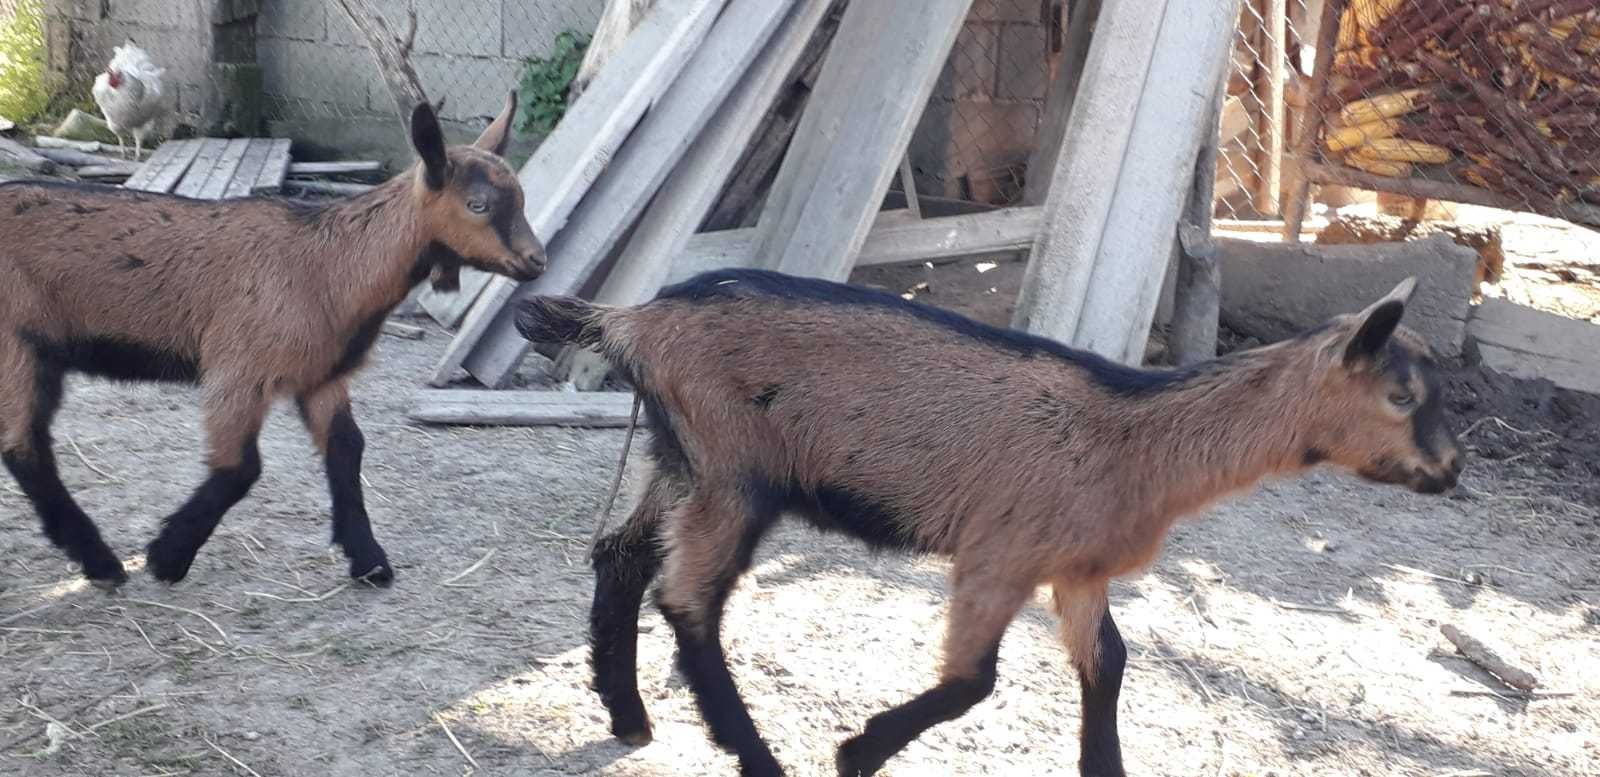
[407,0,1242,425]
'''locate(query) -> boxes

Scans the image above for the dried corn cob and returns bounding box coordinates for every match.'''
[1338,88,1427,126]
[1324,117,1403,152]
[1357,138,1455,164]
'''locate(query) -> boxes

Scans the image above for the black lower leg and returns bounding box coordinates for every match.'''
[323,408,390,584]
[4,447,126,585]
[3,362,124,585]
[590,528,662,745]
[146,440,261,584]
[660,598,783,777]
[836,646,1001,777]
[1078,611,1127,777]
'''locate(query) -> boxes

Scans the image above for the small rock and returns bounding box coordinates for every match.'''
[0,116,14,132]
[243,731,260,741]
[53,109,121,145]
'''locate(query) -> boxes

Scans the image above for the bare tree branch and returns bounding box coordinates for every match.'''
[332,0,430,125]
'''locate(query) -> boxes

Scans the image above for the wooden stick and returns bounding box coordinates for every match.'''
[331,1,430,125]
[1280,0,1348,241]
[1170,76,1225,366]
[1257,0,1287,216]
[1298,159,1600,229]
[432,712,481,769]
[204,736,264,777]
[1439,624,1540,692]
[0,135,56,174]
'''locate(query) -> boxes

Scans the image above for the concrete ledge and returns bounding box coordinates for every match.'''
[1217,234,1476,358]
[1470,299,1600,396]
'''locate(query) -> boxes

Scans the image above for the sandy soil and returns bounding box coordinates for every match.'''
[2,262,1597,777]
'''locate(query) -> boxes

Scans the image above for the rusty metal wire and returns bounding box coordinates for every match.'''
[1308,0,1600,228]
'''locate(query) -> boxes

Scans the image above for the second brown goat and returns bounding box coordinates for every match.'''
[516,269,1462,777]
[0,94,543,589]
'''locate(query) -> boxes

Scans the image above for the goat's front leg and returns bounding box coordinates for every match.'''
[836,562,1033,776]
[298,379,392,585]
[146,381,267,583]
[1052,580,1127,777]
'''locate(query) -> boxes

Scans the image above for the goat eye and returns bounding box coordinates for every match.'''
[467,200,490,214]
[1389,391,1416,408]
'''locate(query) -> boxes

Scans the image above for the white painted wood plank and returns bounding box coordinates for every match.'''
[124,139,201,193]
[224,139,274,199]
[460,0,794,387]
[429,0,728,382]
[408,390,637,427]
[287,161,384,175]
[173,139,232,198]
[754,0,975,281]
[251,139,293,193]
[195,139,252,200]
[1075,0,1240,364]
[666,206,1043,284]
[1010,0,1170,342]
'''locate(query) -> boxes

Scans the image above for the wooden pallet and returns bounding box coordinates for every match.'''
[123,138,292,199]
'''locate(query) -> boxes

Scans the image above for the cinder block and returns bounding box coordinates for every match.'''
[415,0,499,56]
[107,0,201,30]
[259,0,326,41]
[412,53,520,120]
[1217,234,1476,358]
[503,0,606,58]
[50,0,105,22]
[996,24,1048,100]
[934,23,998,101]
[259,39,378,113]
[326,0,411,47]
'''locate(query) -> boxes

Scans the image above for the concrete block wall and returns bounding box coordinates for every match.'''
[43,0,214,124]
[908,0,1055,205]
[256,0,603,125]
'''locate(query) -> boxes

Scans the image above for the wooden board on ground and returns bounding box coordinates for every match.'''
[409,390,637,427]
[453,0,795,389]
[122,139,202,192]
[123,138,291,199]
[752,0,976,281]
[667,207,1043,283]
[426,0,730,381]
[288,161,383,175]
[1470,299,1600,396]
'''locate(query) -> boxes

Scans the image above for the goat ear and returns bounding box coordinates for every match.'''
[1343,298,1406,367]
[474,91,517,157]
[410,102,450,190]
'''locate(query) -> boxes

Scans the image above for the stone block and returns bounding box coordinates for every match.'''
[259,38,378,112]
[934,23,998,101]
[970,0,1044,23]
[1217,234,1476,358]
[259,0,326,41]
[412,53,520,120]
[326,0,411,47]
[503,0,605,58]
[1470,299,1600,395]
[415,0,499,56]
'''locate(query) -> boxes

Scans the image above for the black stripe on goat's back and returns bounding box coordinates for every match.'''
[657,269,1192,397]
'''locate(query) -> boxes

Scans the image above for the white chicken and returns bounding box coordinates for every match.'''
[91,41,167,160]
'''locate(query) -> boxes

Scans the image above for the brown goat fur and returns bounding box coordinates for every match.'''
[516,269,1463,777]
[0,94,544,589]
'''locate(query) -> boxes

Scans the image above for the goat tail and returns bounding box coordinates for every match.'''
[514,296,609,349]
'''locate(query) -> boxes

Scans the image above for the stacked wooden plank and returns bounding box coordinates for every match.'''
[123,138,292,197]
[411,0,1243,426]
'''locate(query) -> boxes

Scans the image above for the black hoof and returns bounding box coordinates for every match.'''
[611,715,653,747]
[349,551,394,587]
[835,734,889,777]
[81,547,129,590]
[144,538,195,584]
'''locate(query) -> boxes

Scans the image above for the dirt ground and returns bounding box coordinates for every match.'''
[2,256,1598,777]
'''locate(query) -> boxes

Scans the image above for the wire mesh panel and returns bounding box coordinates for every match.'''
[1217,0,1315,219]
[1306,0,1600,229]
[909,0,1056,207]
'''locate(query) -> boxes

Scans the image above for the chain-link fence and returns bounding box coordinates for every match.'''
[909,0,1056,207]
[1302,0,1600,229]
[34,1,604,141]
[1216,0,1315,219]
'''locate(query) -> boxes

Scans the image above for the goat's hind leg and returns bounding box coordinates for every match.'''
[656,488,784,776]
[1053,580,1127,777]
[591,472,675,745]
[298,380,392,585]
[836,561,1034,777]
[0,341,126,586]
[145,380,267,583]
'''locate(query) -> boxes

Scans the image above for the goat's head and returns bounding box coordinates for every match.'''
[1301,278,1463,494]
[409,93,546,291]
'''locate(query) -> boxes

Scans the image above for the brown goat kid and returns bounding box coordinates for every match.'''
[515,269,1463,777]
[0,95,544,589]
